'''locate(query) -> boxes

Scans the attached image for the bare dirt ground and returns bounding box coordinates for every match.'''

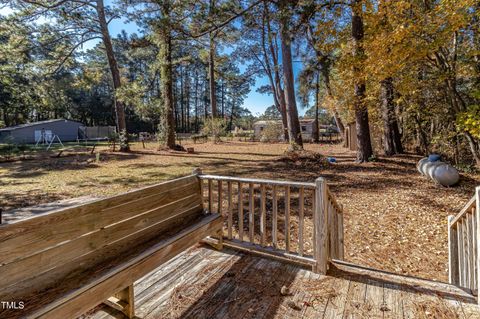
[1,141,478,282]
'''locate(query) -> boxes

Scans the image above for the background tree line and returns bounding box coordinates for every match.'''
[0,0,479,168]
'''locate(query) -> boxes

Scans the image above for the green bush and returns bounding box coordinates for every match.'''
[202,118,226,143]
[260,122,283,143]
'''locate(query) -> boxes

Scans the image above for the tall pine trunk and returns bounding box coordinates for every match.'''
[279,0,302,148]
[194,72,199,132]
[158,1,175,148]
[352,0,373,162]
[380,77,403,155]
[264,2,289,140]
[209,34,217,118]
[96,0,128,151]
[208,0,217,118]
[313,72,320,143]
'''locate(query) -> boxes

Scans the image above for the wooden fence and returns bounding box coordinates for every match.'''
[197,172,344,274]
[448,186,480,300]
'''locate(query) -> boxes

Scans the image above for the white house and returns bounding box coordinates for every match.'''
[254,119,333,141]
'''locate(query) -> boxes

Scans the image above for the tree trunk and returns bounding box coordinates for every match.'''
[312,72,320,143]
[322,66,345,136]
[186,71,190,132]
[204,70,209,119]
[194,72,199,132]
[208,0,217,118]
[180,68,185,132]
[279,1,303,148]
[380,77,403,155]
[209,34,217,118]
[158,1,175,149]
[465,131,480,167]
[352,0,373,162]
[96,0,128,151]
[264,2,289,141]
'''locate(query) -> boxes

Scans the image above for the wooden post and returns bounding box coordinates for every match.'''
[476,186,480,305]
[104,285,135,318]
[314,177,328,274]
[192,168,204,211]
[448,215,459,285]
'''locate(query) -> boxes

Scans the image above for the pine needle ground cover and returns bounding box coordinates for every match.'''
[1,142,479,281]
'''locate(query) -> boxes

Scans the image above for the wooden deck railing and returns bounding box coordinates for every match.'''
[448,186,480,300]
[197,171,344,274]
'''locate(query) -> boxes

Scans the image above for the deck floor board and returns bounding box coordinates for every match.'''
[85,246,479,319]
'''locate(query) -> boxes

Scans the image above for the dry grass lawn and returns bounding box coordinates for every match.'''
[1,141,479,282]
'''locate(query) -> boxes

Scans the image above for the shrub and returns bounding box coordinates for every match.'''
[202,118,226,143]
[260,122,283,143]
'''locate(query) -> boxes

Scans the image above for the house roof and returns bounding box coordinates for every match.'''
[0,119,83,132]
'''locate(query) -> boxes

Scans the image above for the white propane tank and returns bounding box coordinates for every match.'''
[417,158,429,175]
[424,161,444,179]
[431,163,460,186]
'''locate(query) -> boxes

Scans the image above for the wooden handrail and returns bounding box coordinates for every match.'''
[450,195,476,227]
[448,186,480,304]
[198,174,316,189]
[327,188,342,213]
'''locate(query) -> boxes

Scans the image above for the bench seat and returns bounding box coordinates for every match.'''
[0,175,222,319]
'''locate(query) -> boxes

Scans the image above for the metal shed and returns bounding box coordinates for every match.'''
[0,119,84,144]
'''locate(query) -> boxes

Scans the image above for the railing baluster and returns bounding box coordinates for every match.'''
[217,180,223,215]
[249,183,254,243]
[227,181,233,240]
[467,212,474,289]
[458,220,465,287]
[238,182,243,242]
[463,218,470,288]
[473,207,477,292]
[272,185,278,249]
[208,179,213,213]
[285,186,290,252]
[329,201,336,259]
[298,187,304,256]
[476,186,480,305]
[260,184,266,247]
[338,204,344,260]
[448,215,460,285]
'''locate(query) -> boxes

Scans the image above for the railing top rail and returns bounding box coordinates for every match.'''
[198,174,316,189]
[450,195,476,227]
[327,188,342,213]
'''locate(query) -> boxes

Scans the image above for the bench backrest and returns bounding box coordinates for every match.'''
[0,175,203,295]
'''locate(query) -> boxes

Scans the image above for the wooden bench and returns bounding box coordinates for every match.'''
[0,174,222,319]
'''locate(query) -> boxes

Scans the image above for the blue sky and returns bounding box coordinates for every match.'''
[0,5,307,116]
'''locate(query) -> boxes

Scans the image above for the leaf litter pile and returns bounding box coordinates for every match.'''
[1,141,479,282]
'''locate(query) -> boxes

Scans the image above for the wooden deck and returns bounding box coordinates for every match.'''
[84,245,479,319]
